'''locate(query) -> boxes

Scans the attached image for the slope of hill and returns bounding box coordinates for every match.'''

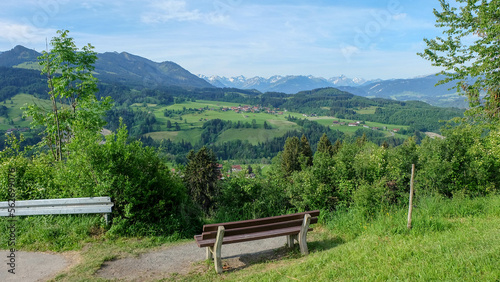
[95,51,213,89]
[0,45,40,67]
[0,46,213,89]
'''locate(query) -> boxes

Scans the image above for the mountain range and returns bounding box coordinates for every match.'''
[0,45,467,108]
[198,74,370,92]
[199,74,464,107]
[0,45,213,89]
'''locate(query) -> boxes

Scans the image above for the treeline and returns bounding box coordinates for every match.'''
[0,67,47,100]
[213,121,500,222]
[105,107,157,135]
[142,118,348,163]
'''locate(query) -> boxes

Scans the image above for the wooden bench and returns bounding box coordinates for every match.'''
[0,197,114,224]
[194,210,319,273]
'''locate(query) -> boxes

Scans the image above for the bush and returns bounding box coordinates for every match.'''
[72,126,200,236]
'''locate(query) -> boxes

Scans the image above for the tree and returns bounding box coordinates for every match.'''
[332,139,343,155]
[247,164,253,174]
[300,134,313,167]
[281,136,301,176]
[24,30,112,161]
[418,0,500,119]
[166,120,172,129]
[317,133,333,156]
[184,147,220,214]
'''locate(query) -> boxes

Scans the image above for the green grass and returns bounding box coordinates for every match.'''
[135,101,410,143]
[217,127,298,145]
[0,215,104,252]
[0,93,46,130]
[0,195,498,280]
[1,94,412,143]
[355,106,378,114]
[186,194,500,281]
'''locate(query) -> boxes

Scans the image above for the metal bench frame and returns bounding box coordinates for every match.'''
[194,210,319,273]
[0,197,114,224]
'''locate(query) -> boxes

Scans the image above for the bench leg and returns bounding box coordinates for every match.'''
[298,214,311,255]
[104,213,112,225]
[214,226,225,274]
[206,247,213,260]
[287,234,297,248]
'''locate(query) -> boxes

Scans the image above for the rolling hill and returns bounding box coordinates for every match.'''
[0,45,213,89]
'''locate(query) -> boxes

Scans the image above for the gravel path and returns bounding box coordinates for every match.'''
[1,237,286,281]
[0,250,72,282]
[96,237,285,280]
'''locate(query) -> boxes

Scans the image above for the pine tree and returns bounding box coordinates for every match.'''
[332,139,342,155]
[281,136,301,176]
[184,147,219,215]
[300,134,313,167]
[317,133,333,156]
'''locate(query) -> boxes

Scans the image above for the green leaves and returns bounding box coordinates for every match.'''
[419,0,500,119]
[24,30,111,160]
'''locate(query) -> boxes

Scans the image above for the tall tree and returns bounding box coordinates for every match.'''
[300,134,313,167]
[332,139,343,155]
[317,133,333,156]
[418,0,500,119]
[281,136,301,176]
[184,146,220,214]
[24,30,111,160]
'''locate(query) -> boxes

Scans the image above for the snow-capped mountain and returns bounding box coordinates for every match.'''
[198,74,368,93]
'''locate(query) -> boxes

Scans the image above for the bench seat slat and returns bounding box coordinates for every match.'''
[195,226,313,248]
[202,210,320,232]
[0,197,112,208]
[0,205,114,216]
[201,217,318,240]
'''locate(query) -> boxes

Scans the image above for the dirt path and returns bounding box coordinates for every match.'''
[0,250,76,282]
[1,237,285,281]
[96,237,284,280]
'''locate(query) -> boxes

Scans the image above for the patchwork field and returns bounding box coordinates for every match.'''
[2,94,411,144]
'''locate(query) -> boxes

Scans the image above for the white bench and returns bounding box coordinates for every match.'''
[0,197,114,224]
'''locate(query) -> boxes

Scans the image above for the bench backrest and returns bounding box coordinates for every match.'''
[0,197,114,216]
[201,210,319,240]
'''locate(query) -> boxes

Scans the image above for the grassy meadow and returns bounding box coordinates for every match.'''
[0,194,498,281]
[132,99,410,144]
[0,94,411,146]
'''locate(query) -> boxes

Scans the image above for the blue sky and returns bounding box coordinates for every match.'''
[0,0,447,80]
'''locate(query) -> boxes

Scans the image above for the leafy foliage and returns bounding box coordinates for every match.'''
[419,0,500,118]
[23,30,112,161]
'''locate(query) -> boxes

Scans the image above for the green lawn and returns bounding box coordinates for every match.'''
[186,195,500,281]
[0,93,47,130]
[1,193,497,281]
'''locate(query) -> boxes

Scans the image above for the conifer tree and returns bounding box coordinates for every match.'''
[332,139,343,155]
[300,134,313,167]
[184,146,219,214]
[317,133,333,156]
[281,136,301,176]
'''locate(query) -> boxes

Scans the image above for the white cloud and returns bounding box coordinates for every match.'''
[141,0,202,23]
[0,20,55,45]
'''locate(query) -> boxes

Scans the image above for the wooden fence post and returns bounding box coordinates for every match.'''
[407,164,415,229]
